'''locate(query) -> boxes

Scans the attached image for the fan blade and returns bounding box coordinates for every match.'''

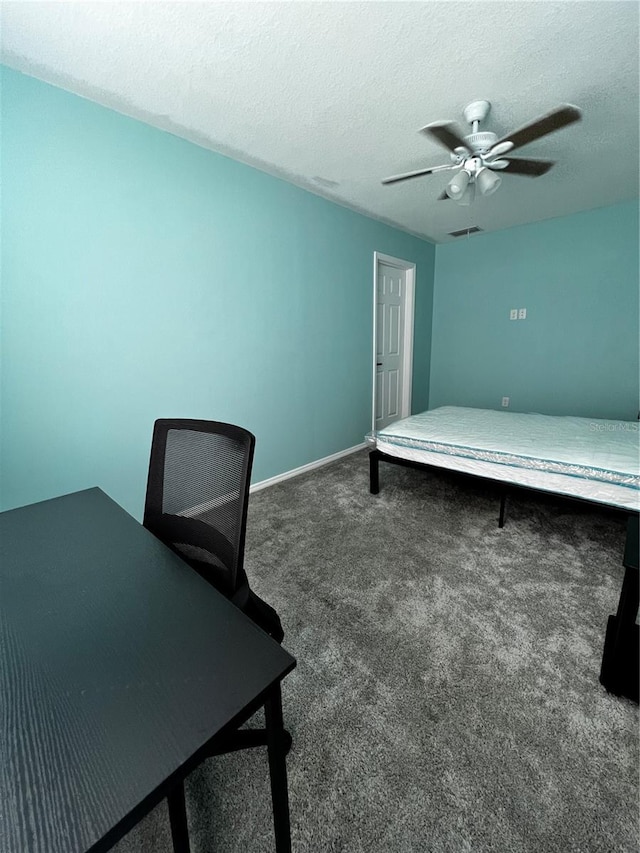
[420,121,470,154]
[382,164,453,185]
[502,158,555,177]
[494,105,581,152]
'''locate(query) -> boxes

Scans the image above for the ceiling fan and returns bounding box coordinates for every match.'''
[382,100,582,205]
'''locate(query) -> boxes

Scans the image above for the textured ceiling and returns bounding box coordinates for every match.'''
[1,1,638,243]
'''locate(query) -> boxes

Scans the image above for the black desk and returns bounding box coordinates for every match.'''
[600,514,639,703]
[0,488,296,852]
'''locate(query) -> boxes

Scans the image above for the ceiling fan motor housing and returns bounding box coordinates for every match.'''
[449,130,498,164]
[464,131,498,153]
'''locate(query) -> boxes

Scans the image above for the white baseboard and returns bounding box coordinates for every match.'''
[250,443,367,493]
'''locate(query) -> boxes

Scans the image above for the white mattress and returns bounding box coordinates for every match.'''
[368,406,640,512]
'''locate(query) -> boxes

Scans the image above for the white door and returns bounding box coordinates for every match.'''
[374,261,408,430]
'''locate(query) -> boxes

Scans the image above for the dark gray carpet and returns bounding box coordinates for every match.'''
[115,450,638,852]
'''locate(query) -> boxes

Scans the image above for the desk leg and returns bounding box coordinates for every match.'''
[600,563,639,702]
[369,450,380,495]
[167,781,191,853]
[265,684,292,853]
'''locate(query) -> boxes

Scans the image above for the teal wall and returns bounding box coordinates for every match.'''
[0,67,436,516]
[430,201,639,420]
[4,66,637,519]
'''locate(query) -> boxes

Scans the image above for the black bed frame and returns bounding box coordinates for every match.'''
[368,448,634,529]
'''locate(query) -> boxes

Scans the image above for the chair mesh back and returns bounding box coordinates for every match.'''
[144,420,255,597]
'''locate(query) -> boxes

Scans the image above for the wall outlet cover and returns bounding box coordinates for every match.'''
[502,397,510,407]
[509,309,518,320]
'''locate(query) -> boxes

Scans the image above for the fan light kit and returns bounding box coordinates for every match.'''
[382,99,582,205]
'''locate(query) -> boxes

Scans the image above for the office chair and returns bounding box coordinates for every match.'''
[144,419,291,853]
[144,418,284,641]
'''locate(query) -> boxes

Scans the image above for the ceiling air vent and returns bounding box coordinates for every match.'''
[449,226,483,238]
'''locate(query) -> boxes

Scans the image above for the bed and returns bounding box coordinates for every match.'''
[367,406,640,524]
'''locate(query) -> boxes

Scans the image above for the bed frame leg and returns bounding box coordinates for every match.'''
[499,491,508,528]
[369,450,380,494]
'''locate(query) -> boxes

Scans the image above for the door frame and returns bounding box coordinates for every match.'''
[372,252,416,432]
